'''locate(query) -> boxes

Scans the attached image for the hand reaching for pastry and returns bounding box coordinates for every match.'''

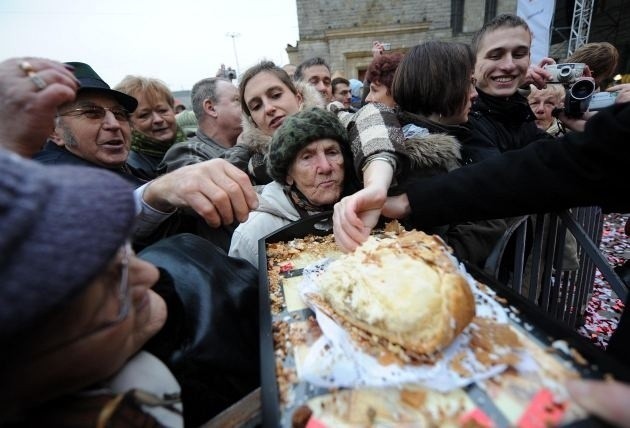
[333,186,386,252]
[333,158,393,252]
[567,379,630,427]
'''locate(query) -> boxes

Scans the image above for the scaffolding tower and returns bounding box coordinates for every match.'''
[567,0,595,56]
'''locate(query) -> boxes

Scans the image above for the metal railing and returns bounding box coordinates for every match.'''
[484,207,626,328]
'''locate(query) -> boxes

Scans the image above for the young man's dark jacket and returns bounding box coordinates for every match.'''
[462,88,552,165]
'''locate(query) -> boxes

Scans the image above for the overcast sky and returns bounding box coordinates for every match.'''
[0,0,299,90]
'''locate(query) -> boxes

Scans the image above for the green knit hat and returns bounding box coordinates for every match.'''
[267,107,348,184]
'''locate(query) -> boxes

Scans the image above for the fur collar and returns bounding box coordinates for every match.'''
[404,132,461,171]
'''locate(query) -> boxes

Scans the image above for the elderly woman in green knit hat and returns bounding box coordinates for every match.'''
[229,107,357,267]
[114,75,187,179]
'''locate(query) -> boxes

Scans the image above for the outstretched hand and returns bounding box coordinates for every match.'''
[382,193,411,219]
[333,157,394,252]
[143,159,259,227]
[526,57,555,89]
[333,185,387,252]
[0,57,79,157]
[607,83,630,104]
[567,379,630,427]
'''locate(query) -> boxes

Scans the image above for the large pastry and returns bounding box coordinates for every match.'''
[311,229,475,357]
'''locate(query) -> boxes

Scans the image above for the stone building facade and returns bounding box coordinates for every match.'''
[287,0,517,79]
[287,0,629,80]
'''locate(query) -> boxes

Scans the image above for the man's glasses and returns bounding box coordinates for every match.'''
[112,241,132,324]
[58,105,131,122]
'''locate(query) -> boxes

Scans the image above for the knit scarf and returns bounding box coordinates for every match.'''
[130,126,187,157]
[283,184,334,217]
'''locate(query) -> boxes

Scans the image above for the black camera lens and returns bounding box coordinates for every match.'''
[564,78,596,117]
[570,79,595,100]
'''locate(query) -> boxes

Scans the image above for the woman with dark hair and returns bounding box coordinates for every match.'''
[222,60,324,184]
[364,53,404,107]
[391,41,479,176]
[334,41,505,268]
[393,42,476,125]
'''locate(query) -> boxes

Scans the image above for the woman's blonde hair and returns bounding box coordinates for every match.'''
[528,84,566,106]
[114,76,175,108]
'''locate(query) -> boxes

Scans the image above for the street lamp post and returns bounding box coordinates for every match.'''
[226,32,241,77]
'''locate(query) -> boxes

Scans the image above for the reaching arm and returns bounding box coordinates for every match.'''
[333,158,394,251]
[139,159,259,230]
[398,103,630,228]
[566,379,630,428]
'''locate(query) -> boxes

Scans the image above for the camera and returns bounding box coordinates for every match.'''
[588,91,618,110]
[382,42,391,51]
[544,63,586,84]
[564,77,618,117]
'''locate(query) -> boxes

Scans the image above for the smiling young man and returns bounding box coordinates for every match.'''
[463,14,553,165]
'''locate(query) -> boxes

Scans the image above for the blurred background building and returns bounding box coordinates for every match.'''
[286,0,629,82]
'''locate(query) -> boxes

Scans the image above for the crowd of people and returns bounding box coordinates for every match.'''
[2,12,630,427]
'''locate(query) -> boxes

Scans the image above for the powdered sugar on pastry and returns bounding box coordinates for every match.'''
[314,230,475,355]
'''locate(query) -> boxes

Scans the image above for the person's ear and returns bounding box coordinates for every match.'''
[286,176,294,186]
[50,128,65,147]
[205,99,218,118]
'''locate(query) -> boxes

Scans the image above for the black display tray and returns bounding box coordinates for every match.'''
[258,213,629,428]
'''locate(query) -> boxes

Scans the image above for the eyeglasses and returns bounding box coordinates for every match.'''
[58,105,131,122]
[85,240,132,329]
[111,241,132,324]
[30,241,133,358]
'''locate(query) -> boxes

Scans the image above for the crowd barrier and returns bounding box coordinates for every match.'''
[484,207,627,328]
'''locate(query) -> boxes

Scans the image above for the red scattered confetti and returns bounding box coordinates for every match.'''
[305,416,327,428]
[517,389,566,428]
[577,214,628,349]
[460,407,495,428]
[280,262,294,273]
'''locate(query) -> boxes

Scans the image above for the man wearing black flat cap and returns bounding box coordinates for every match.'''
[30,61,260,247]
[33,62,146,183]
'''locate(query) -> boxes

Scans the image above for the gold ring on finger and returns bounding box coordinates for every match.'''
[19,60,36,77]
